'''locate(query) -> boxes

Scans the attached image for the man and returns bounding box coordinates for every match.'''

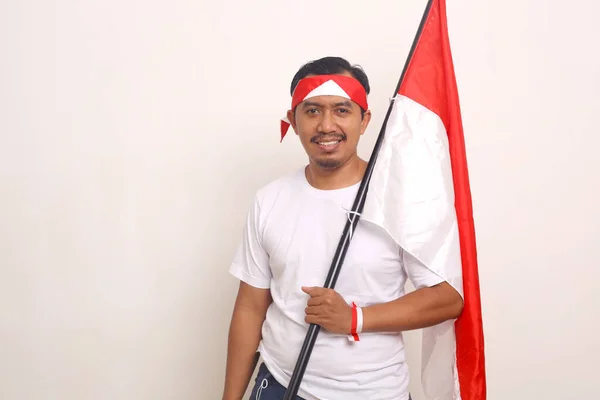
[222,56,463,400]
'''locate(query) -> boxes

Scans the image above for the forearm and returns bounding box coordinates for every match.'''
[362,282,463,333]
[222,307,265,400]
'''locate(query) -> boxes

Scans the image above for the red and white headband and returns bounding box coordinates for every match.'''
[280,74,369,141]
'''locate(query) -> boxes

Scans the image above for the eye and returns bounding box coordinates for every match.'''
[337,108,350,114]
[306,108,319,114]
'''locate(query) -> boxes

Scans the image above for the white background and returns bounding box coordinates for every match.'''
[1,0,599,399]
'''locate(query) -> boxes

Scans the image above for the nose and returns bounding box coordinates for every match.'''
[317,110,338,133]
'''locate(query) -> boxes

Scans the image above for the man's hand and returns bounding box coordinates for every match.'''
[301,286,352,334]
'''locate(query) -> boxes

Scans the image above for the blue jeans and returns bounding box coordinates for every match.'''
[249,363,305,400]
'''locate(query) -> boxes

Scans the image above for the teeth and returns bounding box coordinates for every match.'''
[318,141,340,146]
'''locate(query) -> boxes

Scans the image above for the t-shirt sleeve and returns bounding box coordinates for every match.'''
[228,196,272,289]
[401,247,446,290]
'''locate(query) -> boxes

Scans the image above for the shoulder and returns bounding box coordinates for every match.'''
[254,167,305,207]
[242,167,306,231]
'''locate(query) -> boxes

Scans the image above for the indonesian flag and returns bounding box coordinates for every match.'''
[360,0,487,398]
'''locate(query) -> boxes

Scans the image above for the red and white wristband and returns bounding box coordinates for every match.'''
[348,302,363,342]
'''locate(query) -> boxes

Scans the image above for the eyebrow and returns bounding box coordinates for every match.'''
[301,100,353,109]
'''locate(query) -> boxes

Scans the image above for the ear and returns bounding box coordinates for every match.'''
[360,110,372,135]
[286,110,298,135]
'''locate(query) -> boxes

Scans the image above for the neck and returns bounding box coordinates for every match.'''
[305,154,367,190]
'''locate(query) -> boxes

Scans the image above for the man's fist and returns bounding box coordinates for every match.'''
[301,286,352,335]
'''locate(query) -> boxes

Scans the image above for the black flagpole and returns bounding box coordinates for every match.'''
[282,1,435,398]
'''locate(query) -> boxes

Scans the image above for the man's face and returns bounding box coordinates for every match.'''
[287,74,371,170]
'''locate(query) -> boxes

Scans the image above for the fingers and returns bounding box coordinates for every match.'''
[304,287,336,312]
[301,286,329,297]
[305,306,319,315]
[306,297,326,306]
[305,314,320,325]
[301,287,351,334]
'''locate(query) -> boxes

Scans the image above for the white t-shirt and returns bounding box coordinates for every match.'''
[229,167,444,400]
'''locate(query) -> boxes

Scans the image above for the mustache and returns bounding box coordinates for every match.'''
[310,132,347,143]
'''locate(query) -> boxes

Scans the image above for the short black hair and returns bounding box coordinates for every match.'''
[290,56,371,97]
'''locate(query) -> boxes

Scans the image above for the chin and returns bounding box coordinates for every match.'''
[314,157,343,169]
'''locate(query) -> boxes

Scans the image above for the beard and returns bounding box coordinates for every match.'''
[314,157,342,169]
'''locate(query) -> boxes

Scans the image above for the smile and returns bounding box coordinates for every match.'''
[317,140,342,147]
[314,139,343,152]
